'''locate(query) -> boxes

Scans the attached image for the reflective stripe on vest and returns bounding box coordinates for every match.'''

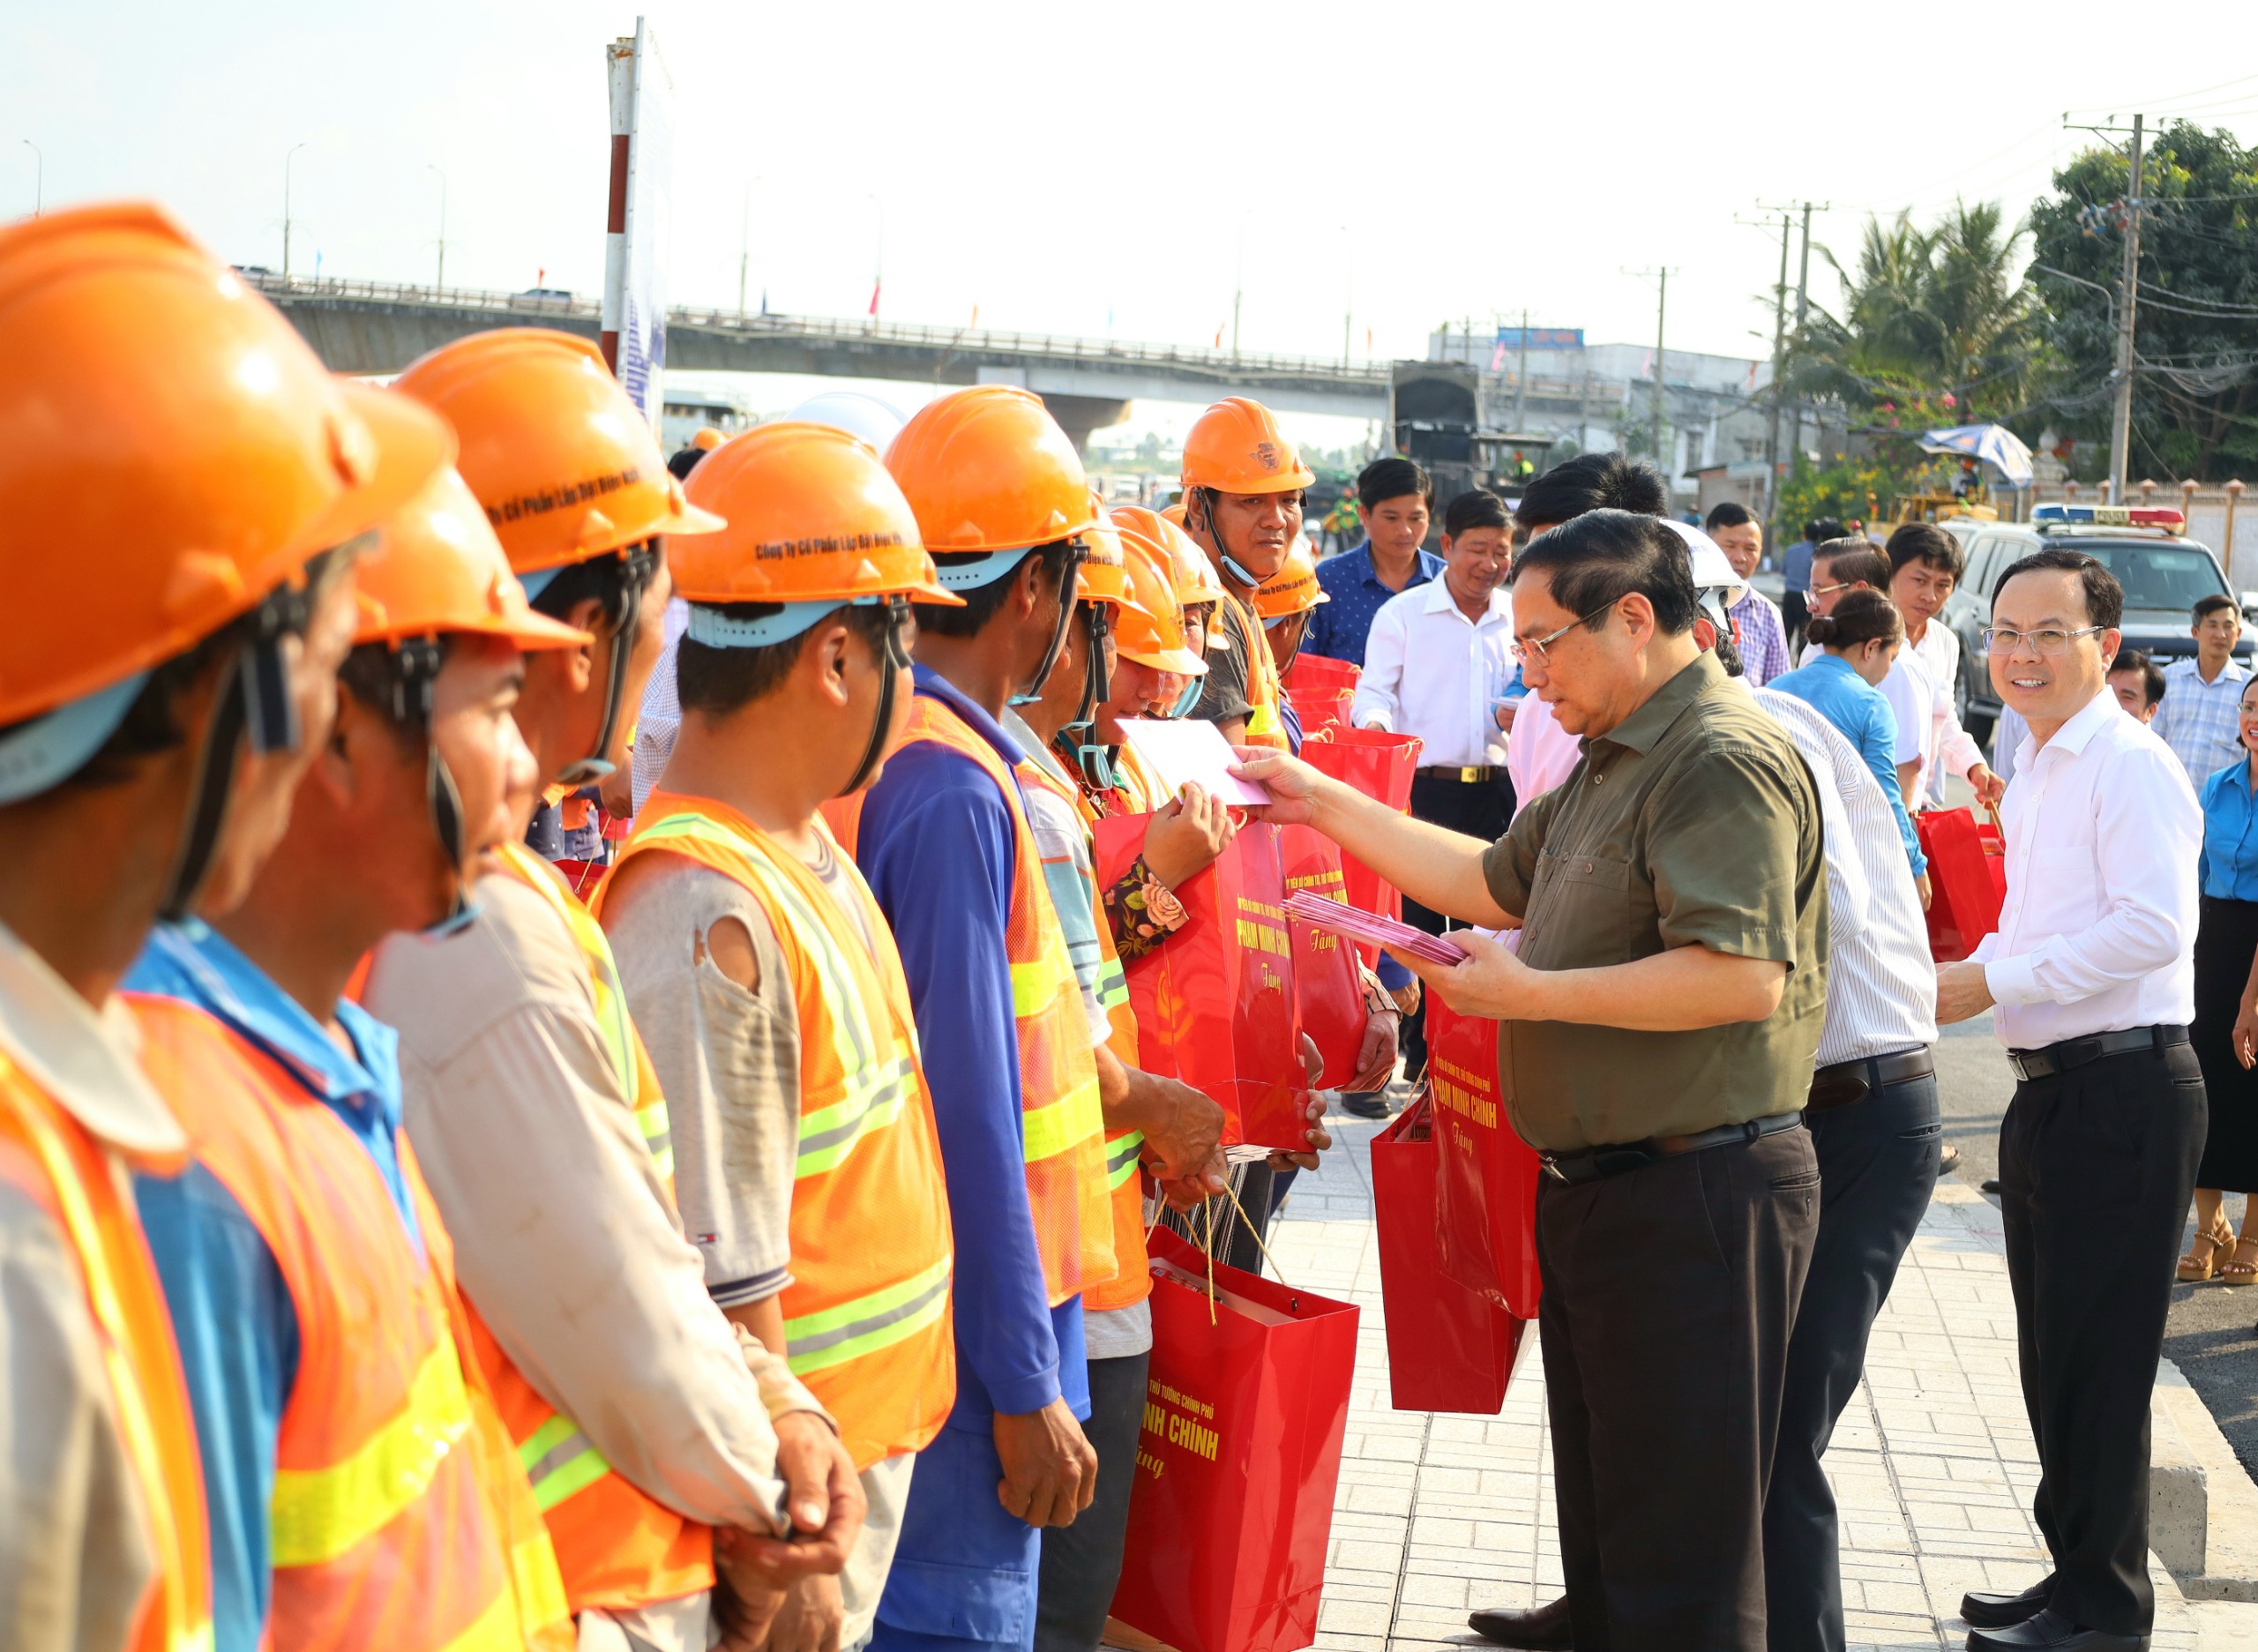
[517,1413,610,1513]
[496,841,674,1182]
[601,796,958,1469]
[1232,593,1291,750]
[271,1338,471,1565]
[0,1052,214,1652]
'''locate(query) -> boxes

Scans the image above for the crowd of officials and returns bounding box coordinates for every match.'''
[0,196,2228,1652]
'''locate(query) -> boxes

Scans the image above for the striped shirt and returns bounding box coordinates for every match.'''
[1749,686,1939,1067]
[2152,655,2252,786]
[1729,587,1791,686]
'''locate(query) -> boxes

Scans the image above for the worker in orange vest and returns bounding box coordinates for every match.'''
[125,465,585,1652]
[595,421,968,1652]
[364,333,864,1651]
[819,385,1115,1652]
[0,201,443,1652]
[1254,535,1331,698]
[1177,397,1316,751]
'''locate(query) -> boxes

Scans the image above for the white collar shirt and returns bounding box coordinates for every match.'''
[1905,619,1986,805]
[1970,685,2201,1047]
[1749,686,1938,1065]
[1504,692,1586,816]
[0,916,184,1160]
[1348,578,1514,770]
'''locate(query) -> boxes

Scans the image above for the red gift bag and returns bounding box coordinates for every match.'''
[1917,805,2008,962]
[1110,1227,1360,1652]
[1426,998,1544,1319]
[1283,684,1355,736]
[1297,729,1423,964]
[1278,825,1369,1090]
[1283,654,1361,696]
[1095,815,1310,1149]
[1372,1094,1526,1413]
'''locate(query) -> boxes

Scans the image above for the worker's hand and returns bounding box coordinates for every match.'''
[718,1411,864,1586]
[763,1575,846,1652]
[1130,1072,1228,1200]
[1226,747,1335,827]
[1389,977,1422,1018]
[1934,960,1996,1026]
[598,759,636,821]
[1915,871,1933,912]
[994,1398,1098,1529]
[2236,994,2258,1071]
[1969,764,2006,811]
[1298,1031,1323,1088]
[1141,783,1237,890]
[1492,698,1519,732]
[709,1563,788,1652]
[1267,1089,1333,1173]
[1346,1009,1401,1095]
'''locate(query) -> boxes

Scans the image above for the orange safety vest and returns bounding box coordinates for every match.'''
[1110,740,1173,817]
[1016,758,1153,1317]
[0,1049,213,1652]
[126,993,572,1652]
[466,840,715,1613]
[1229,592,1290,751]
[596,793,957,1468]
[827,693,1115,1304]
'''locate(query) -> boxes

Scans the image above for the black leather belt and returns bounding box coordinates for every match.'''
[2007,1024,2189,1083]
[1540,1110,1804,1185]
[1416,765,1498,782]
[1806,1047,1935,1113]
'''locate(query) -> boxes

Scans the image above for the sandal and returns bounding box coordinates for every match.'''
[2221,1237,2258,1287]
[2181,1225,2237,1282]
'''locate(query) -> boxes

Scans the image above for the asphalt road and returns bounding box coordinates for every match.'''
[1935,1012,2258,1476]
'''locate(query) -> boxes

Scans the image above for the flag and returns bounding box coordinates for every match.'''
[868,278,881,318]
[1491,340,1507,370]
[1365,326,1372,352]
[970,303,979,330]
[1215,323,1226,348]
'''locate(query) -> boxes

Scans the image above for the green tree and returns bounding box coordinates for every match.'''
[2029,120,2258,480]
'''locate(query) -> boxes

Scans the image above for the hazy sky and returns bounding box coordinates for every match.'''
[10,3,2255,390]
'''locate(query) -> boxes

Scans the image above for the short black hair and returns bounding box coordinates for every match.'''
[1813,540,1889,591]
[667,445,707,482]
[1514,452,1667,532]
[912,541,1076,639]
[2108,647,2166,708]
[1357,457,1431,512]
[1704,502,1756,533]
[677,602,894,716]
[1507,509,1699,637]
[1885,521,1965,581]
[531,545,657,636]
[1443,488,1512,538]
[1806,518,1848,543]
[1993,548,2124,631]
[2193,593,2238,625]
[1804,588,1904,651]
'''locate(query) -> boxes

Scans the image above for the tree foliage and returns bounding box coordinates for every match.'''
[2030,119,2258,482]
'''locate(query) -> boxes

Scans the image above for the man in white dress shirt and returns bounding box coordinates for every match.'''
[1885,523,2005,810]
[1937,549,2204,1652]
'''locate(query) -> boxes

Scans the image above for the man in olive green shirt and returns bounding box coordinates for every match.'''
[1238,508,1827,1652]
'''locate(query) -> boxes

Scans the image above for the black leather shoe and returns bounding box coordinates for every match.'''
[1963,1606,2148,1649]
[1341,1094,1393,1120]
[1961,1580,2052,1628]
[1468,1596,1573,1649]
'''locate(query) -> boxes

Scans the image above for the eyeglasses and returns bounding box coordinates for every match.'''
[1511,601,1619,665]
[1809,579,1855,598]
[1981,625,2109,656]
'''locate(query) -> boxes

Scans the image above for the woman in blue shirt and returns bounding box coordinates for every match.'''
[1766,589,1929,901]
[2185,677,2258,1280]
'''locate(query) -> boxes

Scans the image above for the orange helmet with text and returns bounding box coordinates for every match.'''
[1252,536,1331,620]
[883,385,1099,583]
[1073,507,1144,614]
[392,329,724,578]
[352,467,593,653]
[1113,540,1208,676]
[1178,397,1315,494]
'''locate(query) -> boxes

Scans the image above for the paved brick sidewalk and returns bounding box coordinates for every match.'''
[1261,1116,2212,1652]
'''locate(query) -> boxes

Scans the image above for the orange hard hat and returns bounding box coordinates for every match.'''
[1073,503,1144,615]
[691,425,726,451]
[1179,397,1315,494]
[1159,500,1187,527]
[1114,540,1208,676]
[0,202,452,732]
[1252,536,1331,620]
[353,467,592,654]
[393,329,723,579]
[669,422,958,610]
[884,385,1099,587]
[1111,506,1226,607]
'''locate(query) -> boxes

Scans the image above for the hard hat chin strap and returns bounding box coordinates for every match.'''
[1194,487,1264,590]
[380,635,475,931]
[838,596,912,799]
[1009,546,1087,706]
[1067,604,1116,790]
[555,543,662,789]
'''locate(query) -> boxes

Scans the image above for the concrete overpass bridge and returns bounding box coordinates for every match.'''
[243,273,1390,451]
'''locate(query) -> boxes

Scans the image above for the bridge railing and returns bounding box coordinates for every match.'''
[241,271,1391,386]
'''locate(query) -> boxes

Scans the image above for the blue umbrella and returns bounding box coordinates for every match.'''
[1918,422,2034,488]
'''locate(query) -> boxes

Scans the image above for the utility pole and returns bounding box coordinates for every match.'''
[1338,222,1353,367]
[427,166,447,289]
[2110,116,2144,497]
[1514,308,1530,431]
[1231,214,1245,362]
[1756,199,1826,470]
[20,139,39,216]
[282,141,306,280]
[1625,267,1679,473]
[738,180,753,318]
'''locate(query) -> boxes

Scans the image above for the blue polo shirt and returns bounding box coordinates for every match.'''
[128,920,419,1652]
[1304,542,1445,669]
[2199,759,2258,901]
[850,666,1089,1428]
[1768,654,1926,878]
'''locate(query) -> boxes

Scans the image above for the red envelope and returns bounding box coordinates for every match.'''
[1918,806,2008,962]
[1277,826,1368,1090]
[1425,998,1544,1320]
[1110,1227,1360,1652]
[1095,816,1310,1150]
[1372,1093,1526,1413]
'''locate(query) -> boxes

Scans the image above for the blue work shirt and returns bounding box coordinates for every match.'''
[1305,542,1444,669]
[2199,759,2258,900]
[128,920,419,1652]
[1768,654,1927,878]
[1782,538,1816,594]
[852,666,1088,1426]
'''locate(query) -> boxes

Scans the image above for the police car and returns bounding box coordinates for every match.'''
[1937,504,2253,742]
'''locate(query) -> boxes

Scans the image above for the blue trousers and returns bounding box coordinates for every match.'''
[871,1419,1044,1652]
[1762,1072,1940,1652]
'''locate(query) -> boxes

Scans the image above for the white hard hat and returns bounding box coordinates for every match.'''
[780,390,907,452]
[1661,518,1743,598]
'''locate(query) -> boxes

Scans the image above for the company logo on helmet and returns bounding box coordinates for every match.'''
[1255,442,1281,472]
[489,465,645,525]
[752,531,908,561]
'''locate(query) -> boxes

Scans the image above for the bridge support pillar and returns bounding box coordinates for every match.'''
[1037,393,1132,456]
